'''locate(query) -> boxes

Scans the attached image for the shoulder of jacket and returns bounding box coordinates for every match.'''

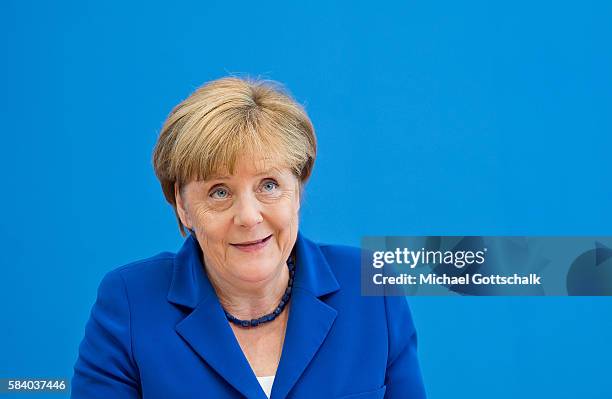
[318,243,361,261]
[105,251,176,282]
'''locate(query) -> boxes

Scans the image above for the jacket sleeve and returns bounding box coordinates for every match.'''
[71,270,141,398]
[383,295,427,398]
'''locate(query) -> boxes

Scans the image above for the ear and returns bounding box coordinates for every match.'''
[174,182,193,230]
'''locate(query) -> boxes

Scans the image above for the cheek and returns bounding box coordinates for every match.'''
[267,183,300,221]
[195,216,232,266]
[191,206,230,242]
[266,199,300,234]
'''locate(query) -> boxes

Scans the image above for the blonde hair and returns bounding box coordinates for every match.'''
[153,77,317,237]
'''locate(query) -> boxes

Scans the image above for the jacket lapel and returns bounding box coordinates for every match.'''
[168,234,267,398]
[167,232,340,399]
[175,295,268,398]
[270,289,337,399]
[271,233,340,399]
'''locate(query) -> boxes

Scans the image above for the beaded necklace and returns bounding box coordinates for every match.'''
[224,256,296,328]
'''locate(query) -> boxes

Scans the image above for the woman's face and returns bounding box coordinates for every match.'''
[175,155,301,288]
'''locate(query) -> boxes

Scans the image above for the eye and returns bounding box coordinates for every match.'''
[261,180,279,192]
[210,186,230,199]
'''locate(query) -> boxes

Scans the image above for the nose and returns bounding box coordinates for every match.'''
[233,194,263,228]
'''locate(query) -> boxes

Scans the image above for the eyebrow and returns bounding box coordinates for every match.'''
[205,168,283,181]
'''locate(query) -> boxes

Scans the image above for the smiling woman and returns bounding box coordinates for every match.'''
[175,157,301,289]
[71,77,427,399]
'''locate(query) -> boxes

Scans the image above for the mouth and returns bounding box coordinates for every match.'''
[230,235,273,252]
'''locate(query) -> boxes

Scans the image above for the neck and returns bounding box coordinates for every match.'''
[205,260,290,320]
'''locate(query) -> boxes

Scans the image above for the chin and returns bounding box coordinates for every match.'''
[232,256,282,282]
[235,265,279,284]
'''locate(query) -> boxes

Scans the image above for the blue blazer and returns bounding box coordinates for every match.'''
[72,232,426,398]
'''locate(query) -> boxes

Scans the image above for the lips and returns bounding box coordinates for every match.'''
[231,235,272,247]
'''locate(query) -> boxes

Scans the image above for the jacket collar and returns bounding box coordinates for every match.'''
[167,231,340,399]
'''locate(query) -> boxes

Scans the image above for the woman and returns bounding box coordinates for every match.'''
[71,77,426,398]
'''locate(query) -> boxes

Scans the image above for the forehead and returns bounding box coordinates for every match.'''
[203,156,290,181]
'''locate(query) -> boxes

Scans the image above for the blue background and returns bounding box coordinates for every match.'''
[2,1,611,398]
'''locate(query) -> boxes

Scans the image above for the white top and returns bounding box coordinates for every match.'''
[256,375,275,398]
